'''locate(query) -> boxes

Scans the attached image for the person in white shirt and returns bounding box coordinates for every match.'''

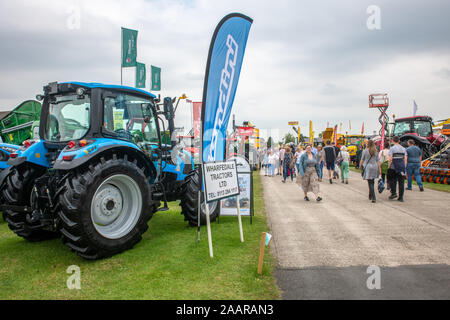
[378,142,390,188]
[278,147,286,176]
[338,146,350,184]
[268,151,278,177]
[294,146,303,175]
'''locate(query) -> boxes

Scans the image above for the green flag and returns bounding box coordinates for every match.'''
[122,27,138,68]
[151,66,161,91]
[136,62,146,88]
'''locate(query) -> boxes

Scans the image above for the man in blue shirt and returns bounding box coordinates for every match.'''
[406,139,424,192]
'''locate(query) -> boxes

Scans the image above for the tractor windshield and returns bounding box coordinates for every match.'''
[394,119,433,137]
[44,94,90,142]
[413,120,432,137]
[103,94,159,147]
[393,121,411,137]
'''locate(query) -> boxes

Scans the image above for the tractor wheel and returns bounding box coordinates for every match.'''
[58,155,154,260]
[420,143,436,160]
[180,168,220,227]
[1,165,58,242]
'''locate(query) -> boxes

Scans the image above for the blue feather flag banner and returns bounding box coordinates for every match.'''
[201,13,253,163]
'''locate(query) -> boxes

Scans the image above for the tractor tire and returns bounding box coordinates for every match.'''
[1,164,58,242]
[58,155,154,260]
[180,168,220,227]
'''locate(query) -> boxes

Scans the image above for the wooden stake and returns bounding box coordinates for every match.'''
[257,232,266,274]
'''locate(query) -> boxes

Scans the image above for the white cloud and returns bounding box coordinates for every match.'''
[0,0,449,139]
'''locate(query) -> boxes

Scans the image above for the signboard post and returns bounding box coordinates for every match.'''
[236,192,244,243]
[203,160,242,254]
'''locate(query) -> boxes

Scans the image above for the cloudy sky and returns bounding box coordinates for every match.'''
[0,0,449,141]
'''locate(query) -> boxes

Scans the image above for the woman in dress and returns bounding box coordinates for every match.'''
[359,140,381,203]
[297,145,322,202]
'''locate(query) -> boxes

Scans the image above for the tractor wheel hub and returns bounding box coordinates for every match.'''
[93,185,123,224]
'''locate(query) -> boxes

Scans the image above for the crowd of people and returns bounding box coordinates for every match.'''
[261,136,424,204]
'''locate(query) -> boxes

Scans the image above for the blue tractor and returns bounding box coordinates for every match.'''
[0,144,21,170]
[0,82,219,259]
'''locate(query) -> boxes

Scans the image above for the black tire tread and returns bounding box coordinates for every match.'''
[58,154,155,260]
[1,165,58,242]
[179,168,220,227]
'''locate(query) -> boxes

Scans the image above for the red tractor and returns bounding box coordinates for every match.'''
[176,134,200,157]
[392,115,448,159]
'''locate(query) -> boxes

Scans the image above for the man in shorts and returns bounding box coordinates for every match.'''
[323,140,337,184]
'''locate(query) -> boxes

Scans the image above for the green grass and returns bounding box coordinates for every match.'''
[0,174,280,300]
[349,164,450,193]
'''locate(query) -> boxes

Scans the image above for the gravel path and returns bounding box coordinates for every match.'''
[261,170,450,299]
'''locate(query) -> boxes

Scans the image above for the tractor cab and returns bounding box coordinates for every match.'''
[392,115,447,158]
[392,116,434,140]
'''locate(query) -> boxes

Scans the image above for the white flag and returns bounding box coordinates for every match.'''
[413,100,418,116]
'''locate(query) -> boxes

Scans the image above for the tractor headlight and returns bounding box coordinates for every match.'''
[76,88,85,96]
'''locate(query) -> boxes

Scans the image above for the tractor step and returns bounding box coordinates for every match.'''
[0,205,33,213]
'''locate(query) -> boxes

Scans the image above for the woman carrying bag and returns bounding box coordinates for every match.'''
[297,145,323,202]
[359,140,381,203]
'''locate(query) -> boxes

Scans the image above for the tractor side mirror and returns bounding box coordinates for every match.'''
[163,97,174,121]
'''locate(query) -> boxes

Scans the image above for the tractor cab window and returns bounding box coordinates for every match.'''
[414,120,432,137]
[44,94,90,142]
[393,121,411,137]
[104,94,159,147]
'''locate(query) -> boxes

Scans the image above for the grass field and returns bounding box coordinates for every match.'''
[0,174,280,300]
[349,165,450,193]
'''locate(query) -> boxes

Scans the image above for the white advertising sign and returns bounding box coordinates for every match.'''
[220,173,251,216]
[228,156,251,173]
[203,160,240,203]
